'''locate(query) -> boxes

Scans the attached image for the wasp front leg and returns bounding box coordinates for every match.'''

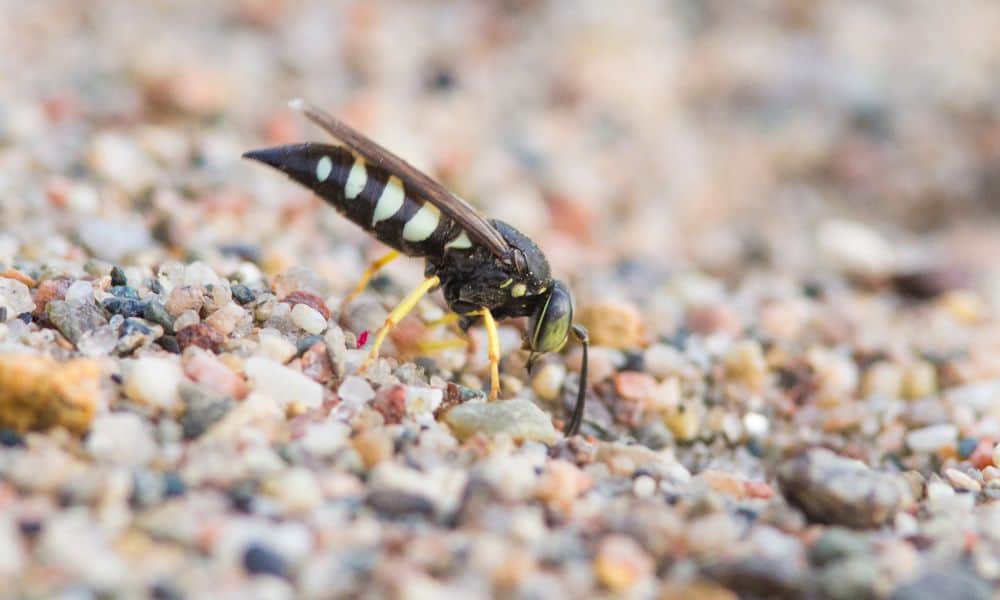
[467,308,501,401]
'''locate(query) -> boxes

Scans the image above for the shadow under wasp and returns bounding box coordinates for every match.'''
[244,101,589,435]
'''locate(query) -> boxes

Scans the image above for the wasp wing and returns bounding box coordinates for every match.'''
[291,100,511,259]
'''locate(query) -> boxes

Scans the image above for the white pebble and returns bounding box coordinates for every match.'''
[86,413,157,466]
[405,386,442,417]
[944,468,981,493]
[0,278,34,318]
[265,468,324,513]
[300,420,351,457]
[992,442,1000,468]
[0,516,24,576]
[122,357,184,411]
[817,219,894,277]
[182,261,221,288]
[291,303,327,334]
[531,362,566,402]
[245,357,323,410]
[743,412,770,438]
[905,424,958,453]
[633,475,656,498]
[258,328,297,363]
[338,375,375,404]
[643,344,688,378]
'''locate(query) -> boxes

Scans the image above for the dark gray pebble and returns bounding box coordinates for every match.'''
[243,543,289,579]
[163,472,186,497]
[102,297,147,318]
[0,428,24,447]
[778,448,910,529]
[46,299,108,345]
[366,490,434,519]
[231,283,256,305]
[143,300,174,333]
[179,383,233,439]
[809,527,872,566]
[157,335,180,354]
[110,266,128,287]
[110,285,139,299]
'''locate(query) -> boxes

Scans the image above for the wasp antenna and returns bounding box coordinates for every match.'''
[565,324,589,437]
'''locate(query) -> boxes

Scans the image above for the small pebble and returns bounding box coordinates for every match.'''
[231,284,256,305]
[901,361,937,400]
[179,383,233,439]
[86,413,157,466]
[290,303,327,334]
[445,399,559,443]
[243,543,289,579]
[532,361,566,402]
[944,468,981,493]
[122,357,184,411]
[143,300,175,333]
[577,301,644,349]
[0,278,34,319]
[176,323,224,353]
[593,535,654,591]
[109,266,128,287]
[905,424,958,454]
[778,448,909,528]
[245,357,324,410]
[283,290,331,321]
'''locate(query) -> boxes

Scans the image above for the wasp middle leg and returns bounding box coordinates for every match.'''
[359,275,441,373]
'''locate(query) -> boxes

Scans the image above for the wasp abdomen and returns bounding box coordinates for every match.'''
[244,143,474,258]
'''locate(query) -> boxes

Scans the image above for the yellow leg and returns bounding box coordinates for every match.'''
[340,250,401,311]
[469,308,501,401]
[416,338,468,354]
[359,275,440,372]
[425,313,461,329]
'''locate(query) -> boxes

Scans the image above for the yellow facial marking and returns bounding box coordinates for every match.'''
[511,283,527,297]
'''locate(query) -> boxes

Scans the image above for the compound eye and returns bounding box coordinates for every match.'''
[529,281,573,354]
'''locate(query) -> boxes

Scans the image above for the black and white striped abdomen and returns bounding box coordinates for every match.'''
[244,143,475,258]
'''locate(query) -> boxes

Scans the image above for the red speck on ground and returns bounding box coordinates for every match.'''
[357,330,369,348]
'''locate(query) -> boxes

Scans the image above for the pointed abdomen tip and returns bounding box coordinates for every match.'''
[242,147,287,168]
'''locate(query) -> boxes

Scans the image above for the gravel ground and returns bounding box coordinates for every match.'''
[3,1,1000,598]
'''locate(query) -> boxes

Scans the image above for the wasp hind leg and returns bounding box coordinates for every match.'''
[467,308,501,401]
[359,275,441,373]
[340,250,401,312]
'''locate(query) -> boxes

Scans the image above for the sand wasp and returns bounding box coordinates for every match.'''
[244,101,589,435]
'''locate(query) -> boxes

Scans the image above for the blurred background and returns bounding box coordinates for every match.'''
[2,0,999,293]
